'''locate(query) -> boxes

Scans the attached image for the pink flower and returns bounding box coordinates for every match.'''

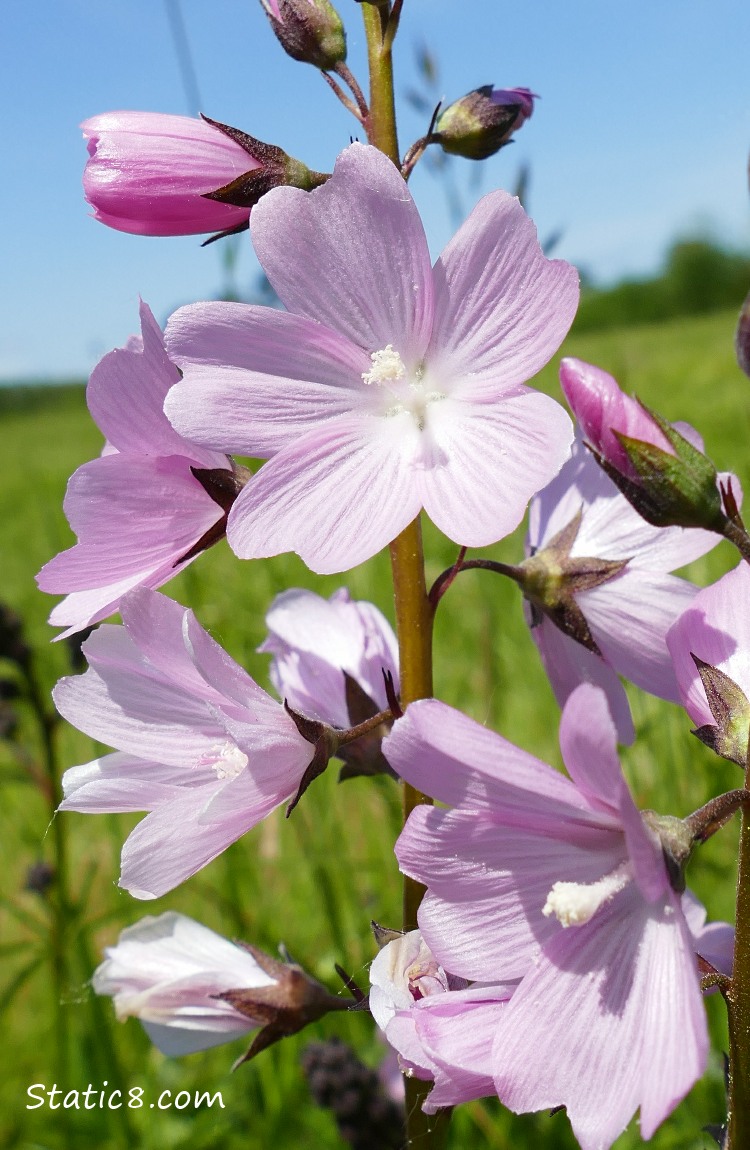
[82,112,259,237]
[36,302,242,639]
[668,561,750,765]
[163,143,579,574]
[93,912,277,1055]
[55,588,313,898]
[259,587,398,728]
[560,357,673,481]
[524,436,726,743]
[389,685,714,1150]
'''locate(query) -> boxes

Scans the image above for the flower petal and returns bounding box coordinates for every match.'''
[429,191,579,396]
[250,144,434,360]
[226,414,422,573]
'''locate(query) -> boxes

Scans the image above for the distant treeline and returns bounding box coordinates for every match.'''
[573,238,750,332]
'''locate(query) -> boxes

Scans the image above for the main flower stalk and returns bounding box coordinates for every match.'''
[361,6,441,1143]
[726,778,750,1147]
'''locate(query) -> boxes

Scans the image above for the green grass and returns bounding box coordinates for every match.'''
[1,307,746,1150]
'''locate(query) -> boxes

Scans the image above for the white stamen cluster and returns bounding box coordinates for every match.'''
[210,740,249,781]
[543,861,633,927]
[361,344,406,386]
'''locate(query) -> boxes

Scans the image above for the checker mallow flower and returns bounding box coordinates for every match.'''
[520,435,726,743]
[54,588,314,898]
[389,684,714,1150]
[163,143,579,574]
[259,587,398,777]
[37,302,245,639]
[93,912,278,1055]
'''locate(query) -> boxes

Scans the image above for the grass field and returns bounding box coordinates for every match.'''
[1,306,747,1149]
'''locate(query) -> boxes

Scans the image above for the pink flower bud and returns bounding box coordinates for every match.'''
[260,0,346,71]
[82,112,262,237]
[560,357,672,479]
[434,86,536,161]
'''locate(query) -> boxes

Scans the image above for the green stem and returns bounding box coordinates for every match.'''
[360,8,444,1145]
[721,514,750,565]
[725,783,750,1147]
[360,4,399,163]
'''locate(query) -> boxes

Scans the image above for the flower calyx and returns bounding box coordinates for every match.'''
[646,789,750,892]
[201,116,328,211]
[218,942,350,1066]
[592,404,726,533]
[337,673,396,781]
[259,0,347,72]
[516,509,628,653]
[689,654,750,767]
[174,461,251,565]
[284,693,396,813]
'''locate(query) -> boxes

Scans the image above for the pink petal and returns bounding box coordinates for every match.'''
[250,144,434,361]
[419,391,573,547]
[429,191,579,397]
[529,615,635,745]
[118,787,262,899]
[226,414,422,573]
[164,302,367,456]
[383,699,602,819]
[88,300,223,466]
[60,752,205,812]
[582,569,697,701]
[667,561,750,729]
[492,886,707,1150]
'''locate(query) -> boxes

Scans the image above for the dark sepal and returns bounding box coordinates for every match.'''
[200,114,291,168]
[284,702,339,816]
[337,672,396,781]
[201,219,250,247]
[219,942,349,1068]
[371,920,403,949]
[690,654,750,767]
[173,463,250,566]
[203,167,285,209]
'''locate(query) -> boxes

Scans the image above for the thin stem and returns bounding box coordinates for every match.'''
[321,71,363,122]
[360,4,399,163]
[721,515,750,565]
[337,708,394,745]
[725,780,750,1147]
[429,555,518,613]
[332,61,369,121]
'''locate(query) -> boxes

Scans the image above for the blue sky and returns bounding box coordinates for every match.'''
[3,0,749,381]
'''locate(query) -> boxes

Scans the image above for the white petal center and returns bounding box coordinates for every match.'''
[543,860,633,927]
[206,740,249,781]
[362,344,446,430]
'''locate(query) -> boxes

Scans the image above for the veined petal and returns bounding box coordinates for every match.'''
[226,414,422,573]
[529,615,635,745]
[420,391,573,546]
[60,752,208,812]
[165,302,367,456]
[250,144,434,361]
[582,569,696,701]
[491,886,707,1150]
[383,699,604,820]
[429,190,579,396]
[119,787,260,899]
[667,561,750,729]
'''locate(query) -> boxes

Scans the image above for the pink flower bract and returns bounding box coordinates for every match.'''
[164,143,579,574]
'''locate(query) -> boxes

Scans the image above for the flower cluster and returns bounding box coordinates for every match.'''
[37,36,749,1150]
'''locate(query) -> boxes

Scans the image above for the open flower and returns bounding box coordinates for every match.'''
[82,112,261,237]
[93,912,278,1055]
[164,142,579,574]
[522,436,726,742]
[37,302,243,639]
[55,588,313,898]
[388,685,714,1150]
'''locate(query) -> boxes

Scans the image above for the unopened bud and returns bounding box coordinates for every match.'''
[260,0,346,71]
[434,86,535,160]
